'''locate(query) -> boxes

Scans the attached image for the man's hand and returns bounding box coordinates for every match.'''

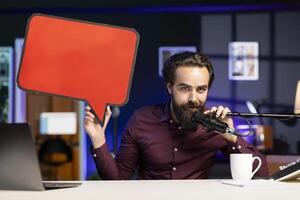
[204,106,237,143]
[84,105,112,149]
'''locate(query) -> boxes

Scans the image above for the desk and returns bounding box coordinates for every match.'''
[0,180,299,200]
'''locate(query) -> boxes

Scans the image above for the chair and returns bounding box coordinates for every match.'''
[38,137,73,180]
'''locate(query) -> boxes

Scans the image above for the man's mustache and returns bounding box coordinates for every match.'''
[185,101,203,108]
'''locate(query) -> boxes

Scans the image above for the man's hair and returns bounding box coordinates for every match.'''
[162,51,214,88]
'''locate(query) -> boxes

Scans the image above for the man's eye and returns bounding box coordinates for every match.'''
[197,88,206,93]
[180,87,189,91]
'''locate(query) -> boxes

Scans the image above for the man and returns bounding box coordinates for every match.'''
[84,52,269,179]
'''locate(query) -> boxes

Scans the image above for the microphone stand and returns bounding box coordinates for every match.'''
[193,112,300,137]
[227,112,300,119]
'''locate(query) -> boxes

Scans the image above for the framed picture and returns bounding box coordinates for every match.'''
[228,42,259,80]
[158,46,197,77]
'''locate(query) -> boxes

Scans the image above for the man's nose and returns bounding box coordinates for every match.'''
[188,90,197,102]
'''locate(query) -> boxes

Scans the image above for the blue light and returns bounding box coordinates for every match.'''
[1,4,300,14]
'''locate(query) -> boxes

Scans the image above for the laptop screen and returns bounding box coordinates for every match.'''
[0,123,44,191]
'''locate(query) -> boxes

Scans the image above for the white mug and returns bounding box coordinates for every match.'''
[230,153,262,180]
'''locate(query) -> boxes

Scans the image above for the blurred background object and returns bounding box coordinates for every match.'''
[294,80,300,114]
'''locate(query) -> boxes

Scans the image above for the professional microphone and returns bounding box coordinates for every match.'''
[192,111,238,135]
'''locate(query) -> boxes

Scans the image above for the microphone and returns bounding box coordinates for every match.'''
[192,111,237,135]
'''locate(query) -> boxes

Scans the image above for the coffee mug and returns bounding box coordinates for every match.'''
[230,153,262,180]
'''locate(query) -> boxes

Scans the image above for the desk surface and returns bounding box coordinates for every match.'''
[0,180,299,200]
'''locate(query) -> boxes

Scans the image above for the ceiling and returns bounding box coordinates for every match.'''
[0,0,299,9]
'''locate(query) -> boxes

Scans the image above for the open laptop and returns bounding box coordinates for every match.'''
[0,123,82,191]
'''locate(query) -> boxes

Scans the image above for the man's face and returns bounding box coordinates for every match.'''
[167,66,210,130]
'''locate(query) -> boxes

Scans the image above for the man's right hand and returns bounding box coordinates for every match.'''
[84,105,112,149]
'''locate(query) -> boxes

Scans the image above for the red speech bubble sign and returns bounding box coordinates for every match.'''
[17,14,139,123]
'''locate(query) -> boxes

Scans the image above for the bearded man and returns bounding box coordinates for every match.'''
[84,52,268,179]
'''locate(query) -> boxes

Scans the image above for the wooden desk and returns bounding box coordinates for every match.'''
[0,180,299,200]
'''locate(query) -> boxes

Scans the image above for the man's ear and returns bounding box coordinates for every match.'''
[167,83,172,95]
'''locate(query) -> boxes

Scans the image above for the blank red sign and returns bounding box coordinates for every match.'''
[18,14,139,123]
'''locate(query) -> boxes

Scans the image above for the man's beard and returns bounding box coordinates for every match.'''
[172,100,205,131]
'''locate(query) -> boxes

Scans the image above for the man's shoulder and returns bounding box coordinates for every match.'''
[124,103,168,137]
[133,103,166,118]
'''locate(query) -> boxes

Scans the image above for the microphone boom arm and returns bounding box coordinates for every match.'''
[192,112,300,137]
[227,112,300,119]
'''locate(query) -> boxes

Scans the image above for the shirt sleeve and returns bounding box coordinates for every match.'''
[90,114,140,180]
[220,136,269,177]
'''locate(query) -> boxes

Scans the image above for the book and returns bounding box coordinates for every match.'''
[271,159,300,181]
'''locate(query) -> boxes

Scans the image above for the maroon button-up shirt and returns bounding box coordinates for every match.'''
[91,103,269,179]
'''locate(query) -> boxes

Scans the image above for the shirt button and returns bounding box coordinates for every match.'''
[174,148,178,152]
[232,146,236,150]
[93,154,97,157]
[238,145,241,149]
[178,126,182,130]
[172,167,177,171]
[170,120,174,123]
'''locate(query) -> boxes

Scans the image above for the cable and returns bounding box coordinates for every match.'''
[232,112,254,137]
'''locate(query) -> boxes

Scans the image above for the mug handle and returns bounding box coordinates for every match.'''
[251,156,262,178]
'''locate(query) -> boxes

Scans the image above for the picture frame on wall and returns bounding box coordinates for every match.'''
[228,42,259,81]
[158,46,197,77]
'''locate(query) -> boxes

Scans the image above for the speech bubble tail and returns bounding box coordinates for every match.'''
[19,14,139,127]
[88,100,107,126]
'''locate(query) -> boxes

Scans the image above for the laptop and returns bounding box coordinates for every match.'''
[0,123,82,191]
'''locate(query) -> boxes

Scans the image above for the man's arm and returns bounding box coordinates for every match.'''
[204,105,269,177]
[85,106,139,179]
[220,137,269,177]
[91,127,140,180]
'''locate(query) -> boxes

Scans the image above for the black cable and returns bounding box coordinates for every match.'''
[231,112,254,137]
